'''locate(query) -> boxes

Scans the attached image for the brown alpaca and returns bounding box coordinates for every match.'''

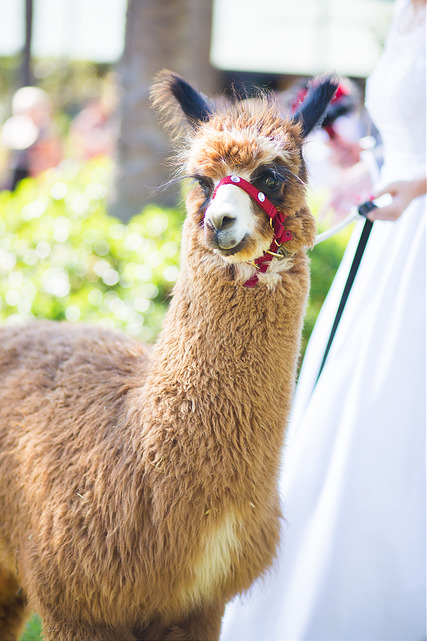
[0,71,337,641]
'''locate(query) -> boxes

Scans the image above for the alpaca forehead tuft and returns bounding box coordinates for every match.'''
[183,98,300,174]
[187,117,300,178]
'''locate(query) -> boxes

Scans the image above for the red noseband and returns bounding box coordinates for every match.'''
[212,175,293,288]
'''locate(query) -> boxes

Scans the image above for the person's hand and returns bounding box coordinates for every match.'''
[327,133,363,168]
[321,161,373,219]
[368,177,427,221]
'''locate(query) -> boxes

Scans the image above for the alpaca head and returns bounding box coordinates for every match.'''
[151,71,338,285]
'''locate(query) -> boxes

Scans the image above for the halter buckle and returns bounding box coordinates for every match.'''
[266,249,286,259]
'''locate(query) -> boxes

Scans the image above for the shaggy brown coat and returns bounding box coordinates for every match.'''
[0,71,336,640]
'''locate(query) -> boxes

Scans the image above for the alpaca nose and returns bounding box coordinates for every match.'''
[208,211,237,232]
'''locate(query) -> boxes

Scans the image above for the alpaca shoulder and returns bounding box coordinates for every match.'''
[0,320,149,396]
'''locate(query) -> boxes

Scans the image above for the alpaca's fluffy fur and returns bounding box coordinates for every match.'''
[0,71,337,640]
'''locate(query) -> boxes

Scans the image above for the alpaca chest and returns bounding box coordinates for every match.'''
[178,512,242,608]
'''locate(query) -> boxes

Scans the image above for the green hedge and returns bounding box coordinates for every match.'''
[303,221,349,358]
[0,159,183,343]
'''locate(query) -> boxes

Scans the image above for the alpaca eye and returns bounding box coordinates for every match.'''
[194,176,212,198]
[261,174,281,192]
[254,170,283,194]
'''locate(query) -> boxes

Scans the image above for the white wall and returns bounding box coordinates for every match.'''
[0,0,127,62]
[210,0,394,77]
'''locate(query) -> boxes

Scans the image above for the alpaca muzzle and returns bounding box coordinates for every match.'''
[210,175,293,287]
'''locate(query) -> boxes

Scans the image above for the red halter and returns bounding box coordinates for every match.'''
[212,175,293,287]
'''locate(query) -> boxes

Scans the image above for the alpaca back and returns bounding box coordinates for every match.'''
[0,322,149,611]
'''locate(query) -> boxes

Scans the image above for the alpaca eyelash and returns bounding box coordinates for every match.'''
[191,174,213,197]
[252,165,306,189]
[252,166,286,183]
[152,175,185,197]
[263,170,285,185]
[281,166,307,187]
[190,174,213,224]
[251,169,287,197]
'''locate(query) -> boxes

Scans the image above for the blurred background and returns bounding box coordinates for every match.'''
[0,0,394,339]
[0,0,394,335]
[0,0,393,213]
[0,4,394,637]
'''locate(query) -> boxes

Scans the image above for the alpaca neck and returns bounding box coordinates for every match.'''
[138,246,310,467]
[117,247,310,602]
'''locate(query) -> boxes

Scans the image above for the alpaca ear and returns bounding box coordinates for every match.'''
[292,75,339,138]
[151,69,213,136]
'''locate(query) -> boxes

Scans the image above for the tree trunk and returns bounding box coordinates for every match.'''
[21,0,33,87]
[110,0,219,222]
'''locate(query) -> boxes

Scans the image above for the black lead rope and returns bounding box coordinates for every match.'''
[314,201,376,388]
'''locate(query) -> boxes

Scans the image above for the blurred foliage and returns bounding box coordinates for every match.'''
[0,158,183,343]
[0,56,114,132]
[32,59,112,118]
[303,239,344,354]
[302,194,351,357]
[21,615,42,641]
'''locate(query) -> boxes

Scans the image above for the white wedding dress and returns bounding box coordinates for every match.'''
[220,1,426,639]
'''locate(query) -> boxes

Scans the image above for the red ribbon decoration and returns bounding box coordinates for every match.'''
[211,175,292,287]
